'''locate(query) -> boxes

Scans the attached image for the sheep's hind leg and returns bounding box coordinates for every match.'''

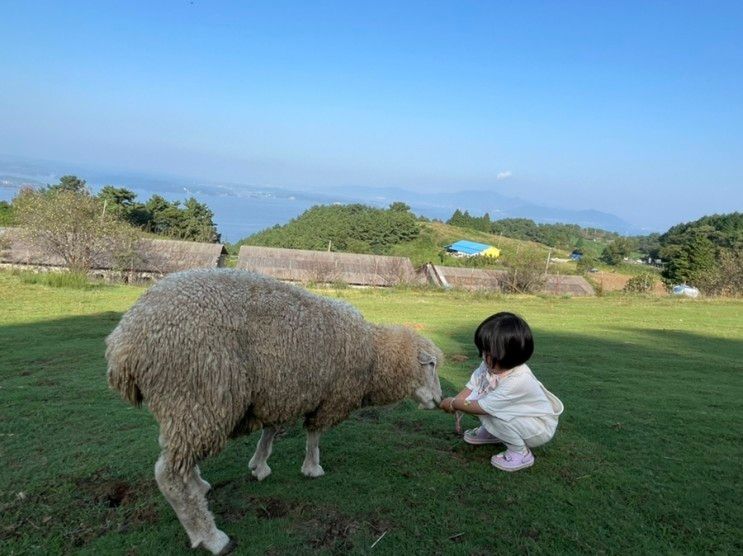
[155,454,234,555]
[301,430,324,478]
[248,426,276,481]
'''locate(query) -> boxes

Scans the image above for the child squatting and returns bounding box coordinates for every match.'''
[440,312,564,471]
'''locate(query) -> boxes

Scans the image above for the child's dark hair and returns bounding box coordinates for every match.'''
[474,312,534,370]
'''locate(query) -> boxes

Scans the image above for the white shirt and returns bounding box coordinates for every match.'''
[465,362,564,422]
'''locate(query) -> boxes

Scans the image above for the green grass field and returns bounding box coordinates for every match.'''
[1,272,741,555]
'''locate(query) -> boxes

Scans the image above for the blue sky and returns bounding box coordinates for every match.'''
[1,1,742,231]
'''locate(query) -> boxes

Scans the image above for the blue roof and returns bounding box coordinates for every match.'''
[447,240,493,255]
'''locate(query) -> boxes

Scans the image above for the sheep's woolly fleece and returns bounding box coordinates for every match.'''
[106,268,443,477]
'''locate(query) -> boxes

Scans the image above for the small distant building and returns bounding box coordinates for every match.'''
[646,256,663,266]
[446,240,500,259]
[569,250,584,261]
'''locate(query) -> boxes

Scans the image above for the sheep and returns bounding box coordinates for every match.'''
[106,268,443,554]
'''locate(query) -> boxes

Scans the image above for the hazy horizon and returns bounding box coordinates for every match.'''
[1,2,741,234]
[0,152,643,242]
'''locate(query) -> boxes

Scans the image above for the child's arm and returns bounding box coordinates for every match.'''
[454,387,472,401]
[440,395,489,415]
[438,388,471,411]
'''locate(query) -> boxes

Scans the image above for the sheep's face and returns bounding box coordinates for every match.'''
[412,341,443,409]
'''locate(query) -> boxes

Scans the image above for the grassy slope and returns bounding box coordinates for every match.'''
[1,273,742,554]
[398,222,659,278]
[391,221,566,268]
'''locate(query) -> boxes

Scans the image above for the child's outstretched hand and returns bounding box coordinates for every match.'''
[439,397,455,413]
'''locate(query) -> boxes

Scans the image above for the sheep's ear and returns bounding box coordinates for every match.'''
[418,351,437,367]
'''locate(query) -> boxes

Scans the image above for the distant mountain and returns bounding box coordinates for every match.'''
[320,185,637,234]
[0,154,641,240]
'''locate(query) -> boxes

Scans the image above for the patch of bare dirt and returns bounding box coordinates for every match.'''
[66,470,160,545]
[218,494,302,524]
[214,490,385,552]
[255,497,294,520]
[300,511,360,551]
[76,474,135,508]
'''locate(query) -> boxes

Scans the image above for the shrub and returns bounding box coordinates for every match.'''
[576,255,598,274]
[623,273,657,294]
[13,188,140,273]
[502,250,547,294]
[694,248,743,296]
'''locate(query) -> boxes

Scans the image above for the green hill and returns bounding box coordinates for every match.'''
[236,202,578,272]
[236,203,419,255]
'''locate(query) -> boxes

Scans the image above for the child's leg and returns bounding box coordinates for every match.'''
[482,416,557,472]
[480,416,556,452]
[523,416,558,449]
[479,416,529,454]
[463,417,502,444]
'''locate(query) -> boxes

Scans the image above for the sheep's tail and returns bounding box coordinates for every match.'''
[105,330,144,407]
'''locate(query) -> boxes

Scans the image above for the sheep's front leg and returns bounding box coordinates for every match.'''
[248,426,276,481]
[301,430,325,478]
[155,455,233,555]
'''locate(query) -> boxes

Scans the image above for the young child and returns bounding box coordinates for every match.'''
[440,312,563,471]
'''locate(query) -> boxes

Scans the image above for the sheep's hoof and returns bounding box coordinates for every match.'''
[251,464,271,481]
[217,539,237,555]
[301,463,325,478]
[194,529,232,555]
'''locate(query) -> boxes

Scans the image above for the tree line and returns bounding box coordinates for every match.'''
[70,176,219,242]
[658,212,742,295]
[1,175,221,274]
[2,175,219,243]
[448,210,621,250]
[446,208,742,295]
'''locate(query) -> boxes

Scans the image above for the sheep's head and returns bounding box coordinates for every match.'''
[411,338,443,409]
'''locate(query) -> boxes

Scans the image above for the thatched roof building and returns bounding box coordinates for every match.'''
[132,238,227,274]
[543,274,595,296]
[419,263,594,296]
[420,264,504,290]
[237,245,419,287]
[0,227,227,275]
[0,227,64,267]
